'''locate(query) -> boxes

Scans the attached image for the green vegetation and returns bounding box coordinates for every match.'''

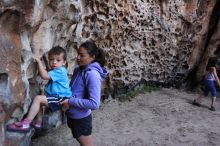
[118,85,160,102]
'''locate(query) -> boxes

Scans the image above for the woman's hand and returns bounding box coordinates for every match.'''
[59,99,69,112]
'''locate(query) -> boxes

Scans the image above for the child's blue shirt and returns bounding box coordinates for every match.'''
[45,66,72,98]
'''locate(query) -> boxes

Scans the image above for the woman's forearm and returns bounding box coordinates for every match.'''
[68,96,100,110]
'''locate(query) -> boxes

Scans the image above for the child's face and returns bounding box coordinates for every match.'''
[48,53,66,69]
[77,47,95,66]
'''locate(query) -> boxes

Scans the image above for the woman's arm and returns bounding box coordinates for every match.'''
[68,70,102,110]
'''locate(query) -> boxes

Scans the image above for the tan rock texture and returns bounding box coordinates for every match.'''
[0,0,220,145]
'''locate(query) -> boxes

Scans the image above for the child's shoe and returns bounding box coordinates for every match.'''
[210,106,216,111]
[31,120,42,129]
[7,118,32,133]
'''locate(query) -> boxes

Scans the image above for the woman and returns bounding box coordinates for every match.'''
[60,41,108,146]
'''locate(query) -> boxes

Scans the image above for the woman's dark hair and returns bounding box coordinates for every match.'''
[79,41,106,67]
[48,46,67,61]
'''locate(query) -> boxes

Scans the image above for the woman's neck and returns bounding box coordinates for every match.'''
[79,65,87,70]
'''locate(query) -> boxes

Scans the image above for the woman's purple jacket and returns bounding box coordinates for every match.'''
[66,62,108,119]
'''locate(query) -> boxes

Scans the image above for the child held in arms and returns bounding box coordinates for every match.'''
[7,46,72,132]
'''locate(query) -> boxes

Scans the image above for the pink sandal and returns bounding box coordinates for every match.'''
[31,120,42,129]
[7,119,32,133]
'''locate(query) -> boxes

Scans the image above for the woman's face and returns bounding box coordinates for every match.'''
[77,47,95,66]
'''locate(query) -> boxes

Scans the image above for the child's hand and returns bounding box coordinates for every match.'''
[33,55,41,63]
[59,99,69,112]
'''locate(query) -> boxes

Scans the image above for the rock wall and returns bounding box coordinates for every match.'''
[0,0,220,145]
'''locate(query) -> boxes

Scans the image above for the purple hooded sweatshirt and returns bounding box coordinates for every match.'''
[66,62,108,119]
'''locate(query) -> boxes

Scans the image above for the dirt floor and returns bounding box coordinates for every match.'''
[31,88,220,146]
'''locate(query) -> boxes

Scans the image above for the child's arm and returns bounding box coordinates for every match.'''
[42,54,51,71]
[213,67,220,87]
[35,57,51,80]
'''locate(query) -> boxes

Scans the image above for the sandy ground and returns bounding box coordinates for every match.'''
[31,88,220,146]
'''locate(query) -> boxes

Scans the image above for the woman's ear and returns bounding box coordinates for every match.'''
[91,55,96,60]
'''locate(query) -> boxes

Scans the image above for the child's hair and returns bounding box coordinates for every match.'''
[206,57,217,71]
[48,46,67,61]
[79,41,106,67]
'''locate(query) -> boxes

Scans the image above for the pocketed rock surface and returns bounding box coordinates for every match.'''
[2,1,220,143]
[31,88,220,146]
